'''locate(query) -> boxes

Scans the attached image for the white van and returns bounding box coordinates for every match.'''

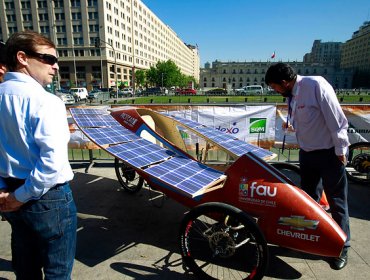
[69,88,88,101]
[235,85,264,95]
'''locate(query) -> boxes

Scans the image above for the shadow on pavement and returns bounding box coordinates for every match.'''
[72,172,187,268]
[348,182,370,221]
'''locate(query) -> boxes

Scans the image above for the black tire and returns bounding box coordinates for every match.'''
[179,202,268,280]
[270,162,301,188]
[346,142,370,185]
[114,158,144,193]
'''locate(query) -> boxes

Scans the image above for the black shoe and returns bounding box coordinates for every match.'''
[330,250,348,270]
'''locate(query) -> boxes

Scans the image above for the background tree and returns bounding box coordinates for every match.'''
[145,59,197,88]
[134,69,146,88]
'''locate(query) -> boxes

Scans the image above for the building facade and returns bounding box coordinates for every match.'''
[0,0,200,90]
[303,40,342,67]
[200,60,353,90]
[340,21,370,88]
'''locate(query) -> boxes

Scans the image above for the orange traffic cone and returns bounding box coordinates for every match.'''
[319,191,330,211]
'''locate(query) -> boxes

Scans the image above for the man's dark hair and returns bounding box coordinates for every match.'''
[0,41,6,65]
[265,63,297,85]
[5,30,55,71]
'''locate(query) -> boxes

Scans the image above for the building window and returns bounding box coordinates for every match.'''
[8,26,18,33]
[70,0,81,7]
[40,26,50,33]
[22,14,32,21]
[90,49,101,56]
[5,2,15,9]
[38,13,49,21]
[72,12,82,20]
[87,0,98,6]
[55,13,65,20]
[56,26,66,32]
[37,1,47,8]
[54,1,64,8]
[21,1,31,9]
[7,15,17,21]
[88,12,99,19]
[73,25,82,32]
[57,38,67,45]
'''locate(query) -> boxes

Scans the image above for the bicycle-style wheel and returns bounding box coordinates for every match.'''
[270,162,301,187]
[179,202,268,280]
[114,158,144,193]
[346,142,370,185]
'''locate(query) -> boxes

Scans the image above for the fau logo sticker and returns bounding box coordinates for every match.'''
[239,177,277,207]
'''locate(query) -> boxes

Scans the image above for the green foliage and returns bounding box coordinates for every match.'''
[143,60,196,88]
[135,69,146,87]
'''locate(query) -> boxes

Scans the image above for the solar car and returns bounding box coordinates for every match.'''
[70,107,346,280]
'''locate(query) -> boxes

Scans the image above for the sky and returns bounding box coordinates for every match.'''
[142,0,370,66]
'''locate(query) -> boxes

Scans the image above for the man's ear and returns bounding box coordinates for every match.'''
[16,51,28,66]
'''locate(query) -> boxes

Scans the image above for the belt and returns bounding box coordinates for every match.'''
[1,177,67,193]
[300,147,335,154]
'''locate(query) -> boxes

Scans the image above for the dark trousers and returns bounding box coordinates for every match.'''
[299,147,350,247]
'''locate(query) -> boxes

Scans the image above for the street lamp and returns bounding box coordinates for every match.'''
[96,37,118,98]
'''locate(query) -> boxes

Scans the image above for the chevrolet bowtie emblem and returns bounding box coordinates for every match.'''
[278,216,319,230]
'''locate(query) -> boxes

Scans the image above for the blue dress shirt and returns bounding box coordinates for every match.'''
[0,72,74,202]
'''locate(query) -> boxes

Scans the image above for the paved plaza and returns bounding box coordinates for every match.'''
[1,160,369,280]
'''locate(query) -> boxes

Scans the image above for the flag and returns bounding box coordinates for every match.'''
[271,51,276,59]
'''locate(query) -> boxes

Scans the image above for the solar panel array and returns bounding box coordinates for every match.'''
[162,113,274,159]
[69,108,226,197]
[145,156,225,196]
[82,126,138,146]
[107,139,175,168]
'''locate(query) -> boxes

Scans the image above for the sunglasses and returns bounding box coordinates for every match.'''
[24,50,58,65]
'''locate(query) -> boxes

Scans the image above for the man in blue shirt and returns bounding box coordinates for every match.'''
[0,30,77,279]
[265,63,350,270]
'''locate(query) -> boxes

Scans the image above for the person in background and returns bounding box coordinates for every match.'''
[0,41,7,82]
[265,62,350,270]
[0,30,77,279]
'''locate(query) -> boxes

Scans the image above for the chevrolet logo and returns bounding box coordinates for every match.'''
[278,216,319,231]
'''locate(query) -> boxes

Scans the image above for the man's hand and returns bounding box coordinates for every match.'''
[0,192,24,212]
[282,122,295,132]
[338,154,347,166]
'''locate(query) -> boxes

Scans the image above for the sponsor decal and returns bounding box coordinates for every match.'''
[249,118,266,134]
[348,122,370,134]
[120,112,138,127]
[277,229,320,242]
[277,216,320,242]
[215,122,240,134]
[278,216,319,231]
[239,178,277,207]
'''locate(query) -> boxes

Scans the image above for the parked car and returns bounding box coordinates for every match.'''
[69,87,88,101]
[176,88,197,95]
[234,85,263,95]
[88,90,100,100]
[205,88,227,95]
[55,91,75,105]
[122,88,133,97]
[139,87,163,96]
